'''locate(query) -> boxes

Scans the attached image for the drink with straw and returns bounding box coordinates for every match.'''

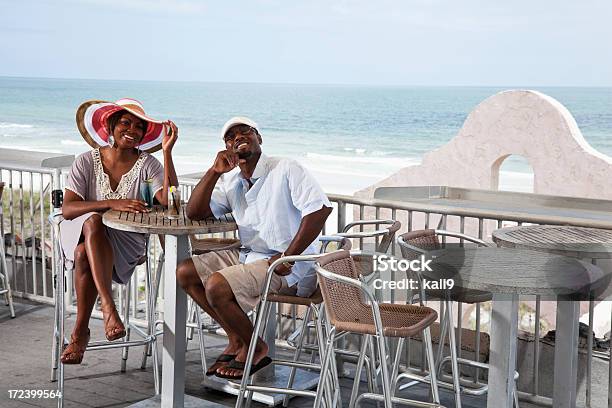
[166,185,181,219]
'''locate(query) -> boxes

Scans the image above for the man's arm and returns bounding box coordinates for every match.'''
[186,150,237,220]
[186,169,221,220]
[269,205,333,275]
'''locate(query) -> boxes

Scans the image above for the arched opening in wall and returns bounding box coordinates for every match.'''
[491,154,534,193]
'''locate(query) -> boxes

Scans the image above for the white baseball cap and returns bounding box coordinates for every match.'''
[221,116,259,139]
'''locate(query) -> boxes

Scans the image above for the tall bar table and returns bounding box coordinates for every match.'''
[103,206,236,408]
[423,246,608,408]
[493,225,612,408]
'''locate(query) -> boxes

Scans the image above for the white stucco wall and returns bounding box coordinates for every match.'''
[351,90,612,334]
[356,90,612,199]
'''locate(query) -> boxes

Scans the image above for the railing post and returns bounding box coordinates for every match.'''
[337,200,346,233]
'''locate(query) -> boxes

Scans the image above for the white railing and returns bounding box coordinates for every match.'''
[1,167,60,302]
[1,166,609,407]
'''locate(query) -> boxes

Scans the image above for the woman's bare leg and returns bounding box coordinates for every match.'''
[72,243,97,336]
[81,214,114,305]
[61,242,97,363]
[81,214,124,339]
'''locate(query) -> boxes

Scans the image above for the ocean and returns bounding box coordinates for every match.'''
[1,77,611,194]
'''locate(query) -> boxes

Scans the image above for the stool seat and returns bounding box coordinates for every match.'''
[331,301,438,338]
[267,287,323,306]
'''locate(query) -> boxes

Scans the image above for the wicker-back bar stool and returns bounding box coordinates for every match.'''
[235,252,345,408]
[314,250,443,408]
[276,221,401,405]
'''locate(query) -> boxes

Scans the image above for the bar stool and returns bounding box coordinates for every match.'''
[49,212,162,408]
[397,229,519,408]
[232,236,355,408]
[277,220,401,404]
[314,250,443,408]
[275,222,400,407]
[235,252,343,408]
[269,235,352,407]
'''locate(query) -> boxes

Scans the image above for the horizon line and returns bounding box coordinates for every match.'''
[0,75,610,89]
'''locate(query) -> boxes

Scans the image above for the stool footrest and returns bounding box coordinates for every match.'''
[85,335,156,351]
[235,384,318,399]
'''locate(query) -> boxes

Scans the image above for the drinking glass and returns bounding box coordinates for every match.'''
[140,179,154,207]
[166,187,181,219]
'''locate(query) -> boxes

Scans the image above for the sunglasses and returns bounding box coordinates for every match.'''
[224,125,254,143]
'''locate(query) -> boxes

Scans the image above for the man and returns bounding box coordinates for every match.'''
[177,117,332,380]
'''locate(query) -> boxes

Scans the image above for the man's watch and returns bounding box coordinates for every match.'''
[281,252,295,269]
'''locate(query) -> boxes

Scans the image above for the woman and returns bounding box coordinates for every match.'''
[60,98,178,364]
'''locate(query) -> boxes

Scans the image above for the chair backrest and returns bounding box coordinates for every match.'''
[397,229,440,260]
[316,250,371,328]
[341,220,401,253]
[338,237,352,251]
[398,229,488,260]
[376,220,401,253]
[319,236,352,253]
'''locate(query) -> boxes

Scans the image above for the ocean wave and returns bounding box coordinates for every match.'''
[0,122,34,129]
[61,139,87,146]
[3,145,62,154]
[342,147,385,155]
[305,152,418,167]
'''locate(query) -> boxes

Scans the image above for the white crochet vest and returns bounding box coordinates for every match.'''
[92,148,147,200]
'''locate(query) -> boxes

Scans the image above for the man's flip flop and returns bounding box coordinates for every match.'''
[214,356,273,380]
[206,354,237,376]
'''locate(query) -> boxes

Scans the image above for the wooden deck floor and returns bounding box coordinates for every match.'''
[0,299,541,408]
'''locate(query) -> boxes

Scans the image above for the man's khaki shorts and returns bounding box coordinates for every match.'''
[192,249,296,313]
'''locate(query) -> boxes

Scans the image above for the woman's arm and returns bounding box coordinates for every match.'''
[154,120,179,206]
[62,190,148,220]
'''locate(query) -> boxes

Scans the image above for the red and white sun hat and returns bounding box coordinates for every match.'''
[76,98,165,153]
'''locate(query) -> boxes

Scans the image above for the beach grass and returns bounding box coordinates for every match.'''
[1,188,52,248]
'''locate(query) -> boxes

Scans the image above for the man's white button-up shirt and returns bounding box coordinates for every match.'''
[209,153,332,296]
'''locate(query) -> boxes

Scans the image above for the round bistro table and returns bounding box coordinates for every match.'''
[492,225,612,408]
[423,246,608,408]
[104,206,237,408]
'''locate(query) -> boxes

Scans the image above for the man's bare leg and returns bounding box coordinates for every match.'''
[206,272,269,378]
[176,260,244,360]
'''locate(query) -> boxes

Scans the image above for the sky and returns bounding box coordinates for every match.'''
[0,0,611,86]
